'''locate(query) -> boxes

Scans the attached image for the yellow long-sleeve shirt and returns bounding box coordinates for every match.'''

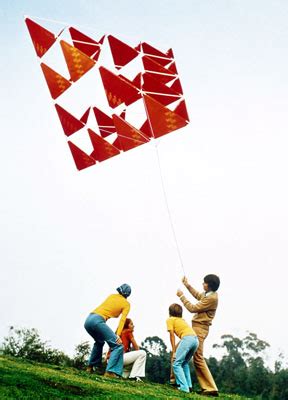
[92,293,130,335]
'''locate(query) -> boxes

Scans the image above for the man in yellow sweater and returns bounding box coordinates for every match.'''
[177,274,220,397]
[84,284,131,378]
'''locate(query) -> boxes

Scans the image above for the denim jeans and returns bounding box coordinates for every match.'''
[173,335,199,393]
[84,313,124,376]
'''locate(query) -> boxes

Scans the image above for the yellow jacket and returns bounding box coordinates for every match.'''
[92,293,130,335]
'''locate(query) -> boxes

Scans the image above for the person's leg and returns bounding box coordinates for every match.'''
[122,353,133,378]
[84,314,105,367]
[183,336,199,390]
[124,350,146,378]
[88,340,104,367]
[193,326,218,393]
[104,329,124,376]
[85,313,123,376]
[173,337,191,393]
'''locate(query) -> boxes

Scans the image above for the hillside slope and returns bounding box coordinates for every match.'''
[0,356,250,399]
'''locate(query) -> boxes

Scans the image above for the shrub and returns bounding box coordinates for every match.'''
[1,326,72,366]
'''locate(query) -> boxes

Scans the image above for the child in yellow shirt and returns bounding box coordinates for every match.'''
[166,303,199,393]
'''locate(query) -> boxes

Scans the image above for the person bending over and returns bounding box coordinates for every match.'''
[167,303,199,393]
[84,283,131,378]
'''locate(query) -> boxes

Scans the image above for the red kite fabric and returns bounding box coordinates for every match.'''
[26,18,57,58]
[40,63,71,99]
[25,17,190,171]
[112,115,149,152]
[68,141,96,170]
[88,129,120,162]
[60,40,96,82]
[143,95,188,138]
[108,35,139,70]
[69,27,104,61]
[55,104,85,136]
[93,107,116,138]
[99,66,141,108]
[142,56,176,85]
[142,72,182,106]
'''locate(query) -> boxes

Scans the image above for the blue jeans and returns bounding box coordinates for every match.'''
[173,335,199,393]
[84,313,124,376]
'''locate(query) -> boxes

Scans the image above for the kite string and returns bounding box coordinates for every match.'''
[154,142,186,276]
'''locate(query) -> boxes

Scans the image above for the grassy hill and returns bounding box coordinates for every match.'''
[0,355,251,399]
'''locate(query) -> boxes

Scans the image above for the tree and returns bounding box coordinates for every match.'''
[141,336,168,357]
[73,341,91,369]
[141,336,170,383]
[0,326,71,366]
[212,332,272,397]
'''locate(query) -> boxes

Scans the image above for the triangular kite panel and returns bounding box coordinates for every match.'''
[93,107,116,138]
[141,42,172,66]
[173,100,190,122]
[69,27,103,59]
[99,67,141,108]
[112,114,149,152]
[139,119,153,138]
[25,18,56,58]
[142,56,176,84]
[40,63,71,99]
[142,73,181,106]
[88,129,120,161]
[108,35,139,69]
[170,78,183,95]
[112,136,122,149]
[80,107,91,124]
[143,95,188,138]
[166,48,174,58]
[55,104,85,136]
[134,43,141,52]
[60,40,96,82]
[120,110,126,119]
[68,141,96,170]
[167,61,178,74]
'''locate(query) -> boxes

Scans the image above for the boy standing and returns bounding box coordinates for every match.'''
[166,303,199,393]
[177,275,220,397]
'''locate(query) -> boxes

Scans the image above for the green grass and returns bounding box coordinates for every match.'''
[0,355,251,399]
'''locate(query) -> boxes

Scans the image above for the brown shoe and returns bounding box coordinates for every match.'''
[104,371,119,379]
[86,365,94,374]
[200,390,219,397]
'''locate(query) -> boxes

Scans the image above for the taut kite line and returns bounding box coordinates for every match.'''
[25,17,190,171]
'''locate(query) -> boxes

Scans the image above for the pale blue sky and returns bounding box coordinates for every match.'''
[1,1,288,365]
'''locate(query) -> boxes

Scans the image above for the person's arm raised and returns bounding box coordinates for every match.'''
[182,276,202,300]
[177,290,215,313]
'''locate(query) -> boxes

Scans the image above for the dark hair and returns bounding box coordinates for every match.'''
[204,274,220,291]
[123,318,132,330]
[169,303,183,318]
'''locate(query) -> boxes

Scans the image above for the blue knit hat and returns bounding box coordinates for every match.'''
[116,283,131,298]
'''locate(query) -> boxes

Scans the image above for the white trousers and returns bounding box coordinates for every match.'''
[122,349,147,378]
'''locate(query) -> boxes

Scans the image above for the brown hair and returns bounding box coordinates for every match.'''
[123,318,132,330]
[169,303,183,318]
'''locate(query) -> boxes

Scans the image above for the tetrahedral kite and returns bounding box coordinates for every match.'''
[25,18,190,171]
